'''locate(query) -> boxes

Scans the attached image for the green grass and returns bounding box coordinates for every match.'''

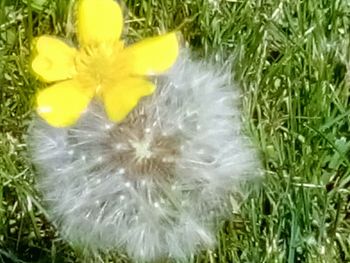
[1,0,350,262]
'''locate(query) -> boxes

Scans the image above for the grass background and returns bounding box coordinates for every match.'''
[1,0,350,262]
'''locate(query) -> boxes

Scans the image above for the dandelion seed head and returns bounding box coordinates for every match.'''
[29,53,260,261]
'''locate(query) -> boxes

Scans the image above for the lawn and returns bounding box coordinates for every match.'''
[0,0,350,262]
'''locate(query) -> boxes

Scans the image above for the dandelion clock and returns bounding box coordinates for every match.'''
[29,0,260,261]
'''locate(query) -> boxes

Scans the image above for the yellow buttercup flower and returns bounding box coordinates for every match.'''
[32,0,179,127]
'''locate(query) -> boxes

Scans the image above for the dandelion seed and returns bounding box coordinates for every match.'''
[117,168,125,175]
[114,143,123,150]
[104,123,112,130]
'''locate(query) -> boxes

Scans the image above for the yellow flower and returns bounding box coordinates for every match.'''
[32,0,179,127]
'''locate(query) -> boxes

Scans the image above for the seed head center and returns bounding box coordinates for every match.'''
[131,137,153,160]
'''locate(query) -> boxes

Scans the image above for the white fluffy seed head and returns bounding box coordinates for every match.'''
[28,52,261,262]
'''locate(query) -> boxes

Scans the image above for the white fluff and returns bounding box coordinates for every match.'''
[29,53,260,262]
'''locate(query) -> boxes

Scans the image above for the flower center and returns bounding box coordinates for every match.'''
[75,43,124,93]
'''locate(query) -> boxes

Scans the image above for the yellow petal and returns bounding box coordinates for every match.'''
[32,36,77,82]
[77,0,123,46]
[102,78,155,122]
[124,32,179,75]
[36,80,94,127]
